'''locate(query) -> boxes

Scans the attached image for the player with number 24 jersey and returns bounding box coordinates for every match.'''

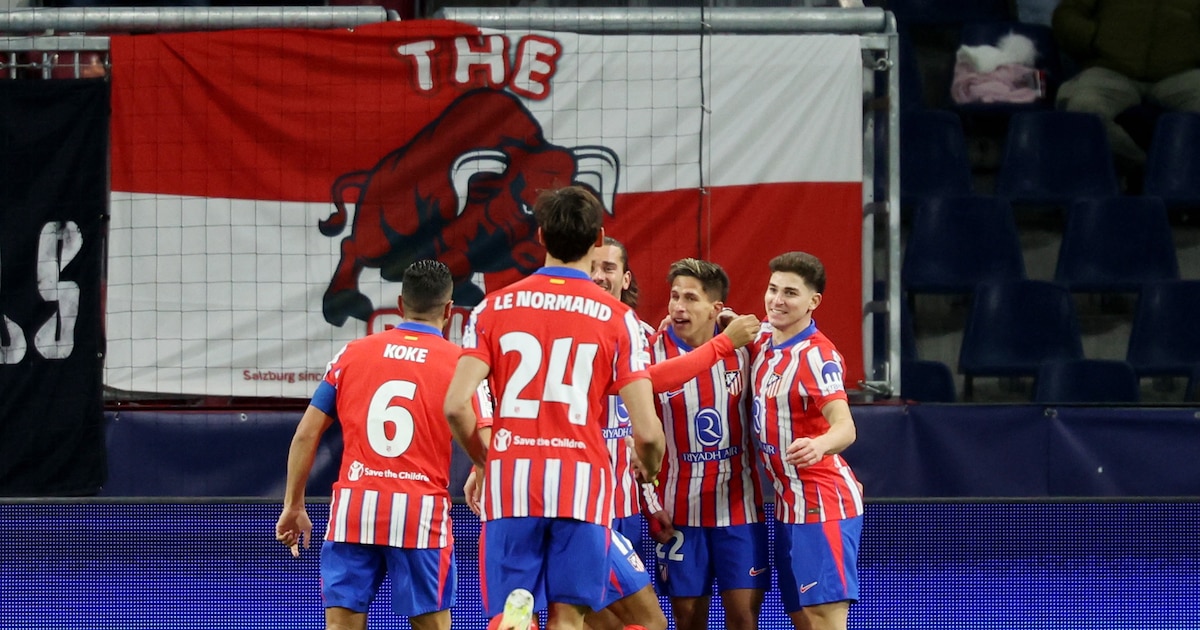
[463,267,651,527]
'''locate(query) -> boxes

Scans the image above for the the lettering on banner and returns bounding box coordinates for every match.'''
[242,369,323,384]
[396,34,562,100]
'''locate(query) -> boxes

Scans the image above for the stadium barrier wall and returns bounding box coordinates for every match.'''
[100,404,1200,498]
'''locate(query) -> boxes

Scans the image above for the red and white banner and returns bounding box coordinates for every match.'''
[104,21,863,397]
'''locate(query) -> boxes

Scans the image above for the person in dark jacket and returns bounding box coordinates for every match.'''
[1053,0,1200,169]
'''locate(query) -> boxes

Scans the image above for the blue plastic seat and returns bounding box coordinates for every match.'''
[1144,111,1200,211]
[1054,196,1179,293]
[1126,280,1200,378]
[902,196,1025,295]
[901,359,958,403]
[995,111,1120,207]
[959,280,1084,397]
[1034,359,1140,404]
[900,110,974,212]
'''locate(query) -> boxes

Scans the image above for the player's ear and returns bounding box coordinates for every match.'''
[536,227,545,246]
[594,227,606,248]
[442,301,453,321]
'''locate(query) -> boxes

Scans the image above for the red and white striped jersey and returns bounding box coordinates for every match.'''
[319,322,459,549]
[462,267,651,527]
[603,394,640,519]
[605,319,656,520]
[748,321,864,525]
[651,327,765,527]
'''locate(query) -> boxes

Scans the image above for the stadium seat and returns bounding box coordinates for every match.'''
[889,0,1010,26]
[1054,196,1179,293]
[959,280,1084,398]
[1188,366,1200,403]
[902,195,1025,295]
[1033,359,1140,404]
[1126,280,1200,378]
[900,109,974,212]
[901,359,958,403]
[995,111,1120,208]
[1144,111,1200,212]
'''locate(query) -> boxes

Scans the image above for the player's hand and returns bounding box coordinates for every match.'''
[637,447,662,480]
[626,436,659,485]
[275,507,313,558]
[785,437,826,469]
[646,509,676,545]
[463,467,484,517]
[721,314,761,349]
[657,313,671,333]
[717,307,737,329]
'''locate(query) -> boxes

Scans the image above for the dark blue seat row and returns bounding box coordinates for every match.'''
[902,110,1200,212]
[903,195,1180,296]
[959,279,1200,399]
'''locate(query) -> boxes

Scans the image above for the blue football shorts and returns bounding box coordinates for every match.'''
[481,517,610,615]
[320,540,455,616]
[655,522,770,598]
[773,516,862,611]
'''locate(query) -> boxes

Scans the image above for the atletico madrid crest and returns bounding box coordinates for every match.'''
[724,370,743,397]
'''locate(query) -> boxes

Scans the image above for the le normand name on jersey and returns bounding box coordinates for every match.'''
[490,290,613,321]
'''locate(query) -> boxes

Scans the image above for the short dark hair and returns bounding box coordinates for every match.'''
[667,258,730,302]
[604,236,640,308]
[401,259,453,315]
[533,186,604,264]
[769,251,826,294]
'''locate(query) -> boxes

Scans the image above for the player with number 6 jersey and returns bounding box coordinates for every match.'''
[276,259,474,630]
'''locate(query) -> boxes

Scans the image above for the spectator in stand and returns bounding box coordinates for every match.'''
[1053,0,1200,180]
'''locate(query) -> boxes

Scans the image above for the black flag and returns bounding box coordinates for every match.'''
[0,80,109,496]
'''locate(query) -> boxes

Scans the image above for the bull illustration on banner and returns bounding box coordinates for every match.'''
[318,88,620,327]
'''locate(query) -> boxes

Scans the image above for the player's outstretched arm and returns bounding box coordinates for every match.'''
[645,313,759,394]
[618,378,665,480]
[276,405,332,557]
[444,355,490,468]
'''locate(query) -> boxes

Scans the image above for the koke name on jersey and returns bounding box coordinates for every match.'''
[382,343,429,362]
